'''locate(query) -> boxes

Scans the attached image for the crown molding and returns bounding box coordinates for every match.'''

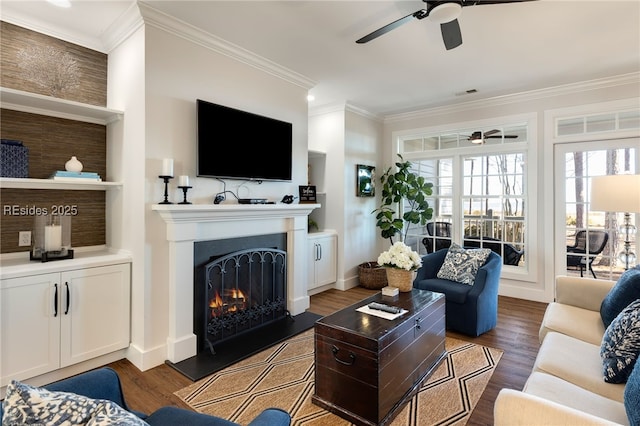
[345,102,383,122]
[309,101,382,122]
[137,2,316,90]
[384,72,640,124]
[101,2,145,53]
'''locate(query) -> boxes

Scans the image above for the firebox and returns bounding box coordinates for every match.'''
[201,247,288,354]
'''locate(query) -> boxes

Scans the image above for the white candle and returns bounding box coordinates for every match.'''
[178,175,190,187]
[44,225,62,252]
[162,158,174,177]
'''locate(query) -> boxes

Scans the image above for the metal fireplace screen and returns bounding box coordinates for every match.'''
[203,247,287,353]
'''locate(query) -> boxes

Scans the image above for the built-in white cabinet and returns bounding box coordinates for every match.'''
[0,263,131,387]
[308,231,337,290]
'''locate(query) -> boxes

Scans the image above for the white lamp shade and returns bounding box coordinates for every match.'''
[590,174,640,213]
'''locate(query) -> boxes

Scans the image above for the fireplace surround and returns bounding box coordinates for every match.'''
[152,203,319,364]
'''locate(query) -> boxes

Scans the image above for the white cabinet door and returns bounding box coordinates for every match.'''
[1,263,131,385]
[308,233,337,290]
[60,264,130,367]
[1,273,60,386]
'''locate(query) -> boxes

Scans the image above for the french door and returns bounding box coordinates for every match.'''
[554,139,638,280]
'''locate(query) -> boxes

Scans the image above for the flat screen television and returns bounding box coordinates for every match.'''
[197,99,293,181]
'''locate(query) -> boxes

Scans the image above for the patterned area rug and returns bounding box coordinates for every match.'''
[175,329,502,426]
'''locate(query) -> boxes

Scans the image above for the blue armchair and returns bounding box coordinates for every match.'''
[0,367,291,426]
[413,248,502,336]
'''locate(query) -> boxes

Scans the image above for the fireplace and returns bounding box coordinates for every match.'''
[152,203,320,376]
[194,234,289,354]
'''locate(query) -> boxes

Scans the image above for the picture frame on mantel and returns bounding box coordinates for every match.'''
[356,164,375,197]
[299,185,317,203]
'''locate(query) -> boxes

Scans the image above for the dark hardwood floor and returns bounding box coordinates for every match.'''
[108,287,547,425]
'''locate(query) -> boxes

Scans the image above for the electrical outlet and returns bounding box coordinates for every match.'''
[19,231,31,247]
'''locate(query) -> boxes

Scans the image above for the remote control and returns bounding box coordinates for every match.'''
[368,302,401,314]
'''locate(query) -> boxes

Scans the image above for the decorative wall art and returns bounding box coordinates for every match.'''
[356,164,375,197]
[299,185,317,203]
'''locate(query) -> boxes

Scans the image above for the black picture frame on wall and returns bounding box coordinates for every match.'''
[356,164,375,197]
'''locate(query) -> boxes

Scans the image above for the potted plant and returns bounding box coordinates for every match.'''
[373,154,434,244]
[377,241,423,292]
[359,155,433,290]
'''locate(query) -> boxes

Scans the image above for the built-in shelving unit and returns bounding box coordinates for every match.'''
[0,87,123,125]
[0,87,124,190]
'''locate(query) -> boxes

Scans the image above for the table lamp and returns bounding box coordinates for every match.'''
[590,174,640,270]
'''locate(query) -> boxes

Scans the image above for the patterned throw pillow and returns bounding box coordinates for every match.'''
[600,299,640,384]
[1,380,149,426]
[436,242,492,285]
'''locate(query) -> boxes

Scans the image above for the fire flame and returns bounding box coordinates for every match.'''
[209,289,247,317]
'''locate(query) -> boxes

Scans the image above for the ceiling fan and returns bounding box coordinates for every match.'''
[356,0,535,50]
[467,129,518,144]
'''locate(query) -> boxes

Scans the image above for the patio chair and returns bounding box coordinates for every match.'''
[566,230,609,278]
[463,236,524,266]
[422,221,452,253]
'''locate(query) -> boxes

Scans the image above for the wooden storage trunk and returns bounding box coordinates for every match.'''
[312,289,446,426]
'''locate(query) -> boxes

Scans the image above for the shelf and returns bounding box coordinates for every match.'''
[0,87,123,125]
[0,177,122,191]
[0,247,132,280]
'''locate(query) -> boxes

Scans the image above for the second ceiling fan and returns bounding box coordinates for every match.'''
[356,0,535,50]
[467,129,518,144]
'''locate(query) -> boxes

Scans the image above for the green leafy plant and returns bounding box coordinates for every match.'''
[308,217,319,232]
[372,154,434,244]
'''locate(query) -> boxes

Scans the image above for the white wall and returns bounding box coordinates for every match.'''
[382,76,640,303]
[308,106,384,291]
[344,109,383,288]
[106,26,152,368]
[108,18,310,370]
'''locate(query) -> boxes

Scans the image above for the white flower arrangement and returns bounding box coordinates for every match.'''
[377,241,423,271]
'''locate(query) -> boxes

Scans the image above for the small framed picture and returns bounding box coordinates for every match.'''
[299,185,317,203]
[356,164,375,197]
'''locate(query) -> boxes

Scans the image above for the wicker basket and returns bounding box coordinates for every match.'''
[358,261,388,289]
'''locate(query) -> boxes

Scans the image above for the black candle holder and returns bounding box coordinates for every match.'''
[159,175,173,204]
[178,186,192,204]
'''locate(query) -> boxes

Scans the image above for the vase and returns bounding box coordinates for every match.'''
[65,156,83,172]
[385,268,415,292]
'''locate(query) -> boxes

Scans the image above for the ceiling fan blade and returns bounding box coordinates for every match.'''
[356,10,425,44]
[484,129,501,137]
[461,0,537,6]
[440,19,462,50]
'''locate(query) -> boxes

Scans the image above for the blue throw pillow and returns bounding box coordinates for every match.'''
[625,357,640,426]
[601,299,640,383]
[600,266,640,328]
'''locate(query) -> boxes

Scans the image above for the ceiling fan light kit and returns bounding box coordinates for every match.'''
[428,2,462,24]
[470,133,484,144]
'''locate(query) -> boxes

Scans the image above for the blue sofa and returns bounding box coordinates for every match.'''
[413,248,502,336]
[0,367,291,426]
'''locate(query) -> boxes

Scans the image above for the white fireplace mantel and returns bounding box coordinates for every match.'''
[152,203,320,363]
